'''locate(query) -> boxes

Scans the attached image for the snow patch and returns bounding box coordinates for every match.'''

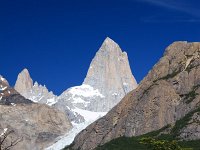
[69,84,104,98]
[0,76,5,81]
[184,57,194,70]
[11,103,16,106]
[112,92,118,96]
[0,86,7,91]
[45,109,107,150]
[72,107,106,122]
[46,98,57,106]
[0,128,8,137]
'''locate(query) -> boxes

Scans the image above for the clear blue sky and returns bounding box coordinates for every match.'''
[1,0,200,95]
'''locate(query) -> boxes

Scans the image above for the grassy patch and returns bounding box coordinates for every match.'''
[95,108,200,150]
[161,68,182,80]
[180,85,199,104]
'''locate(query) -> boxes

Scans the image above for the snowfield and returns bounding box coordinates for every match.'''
[45,109,107,150]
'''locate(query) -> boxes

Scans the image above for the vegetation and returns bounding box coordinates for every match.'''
[157,67,182,81]
[180,85,199,104]
[95,108,200,150]
[140,137,182,150]
[0,129,22,150]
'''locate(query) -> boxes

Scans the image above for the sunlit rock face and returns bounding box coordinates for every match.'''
[14,68,57,106]
[82,37,137,111]
[70,42,200,150]
[54,37,137,123]
[0,76,72,150]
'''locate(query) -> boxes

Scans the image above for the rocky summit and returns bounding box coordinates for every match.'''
[0,76,72,150]
[83,37,137,111]
[69,41,200,150]
[15,37,137,124]
[15,68,57,106]
[55,37,137,118]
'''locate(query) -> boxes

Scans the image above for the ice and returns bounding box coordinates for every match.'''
[45,109,107,150]
[72,107,106,122]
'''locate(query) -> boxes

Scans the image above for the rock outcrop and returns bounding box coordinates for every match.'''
[0,76,72,150]
[179,110,200,140]
[82,37,137,111]
[14,69,57,106]
[14,68,33,95]
[69,41,200,150]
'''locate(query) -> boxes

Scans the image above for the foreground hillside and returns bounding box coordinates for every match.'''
[95,107,200,150]
[67,41,200,150]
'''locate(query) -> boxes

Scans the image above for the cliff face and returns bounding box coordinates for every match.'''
[56,37,137,115]
[14,68,33,95]
[82,37,137,111]
[69,42,200,150]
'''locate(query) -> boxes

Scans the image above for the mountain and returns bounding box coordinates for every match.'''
[15,68,57,106]
[14,37,137,124]
[14,37,137,149]
[54,37,137,120]
[0,76,72,150]
[68,41,200,150]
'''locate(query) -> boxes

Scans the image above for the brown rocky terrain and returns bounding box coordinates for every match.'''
[68,41,200,150]
[0,76,72,150]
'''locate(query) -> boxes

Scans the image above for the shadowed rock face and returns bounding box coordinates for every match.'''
[69,42,200,150]
[179,112,200,140]
[0,76,72,150]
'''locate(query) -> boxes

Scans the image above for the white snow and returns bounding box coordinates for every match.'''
[45,109,107,150]
[72,107,106,122]
[71,97,90,106]
[69,84,104,98]
[46,98,57,106]
[11,103,16,106]
[0,96,2,100]
[0,128,8,137]
[0,76,5,81]
[8,90,10,94]
[0,86,7,91]
[112,92,118,96]
[123,82,128,86]
[184,57,194,70]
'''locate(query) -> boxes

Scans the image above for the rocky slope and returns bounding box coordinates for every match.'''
[68,41,200,150]
[0,76,72,150]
